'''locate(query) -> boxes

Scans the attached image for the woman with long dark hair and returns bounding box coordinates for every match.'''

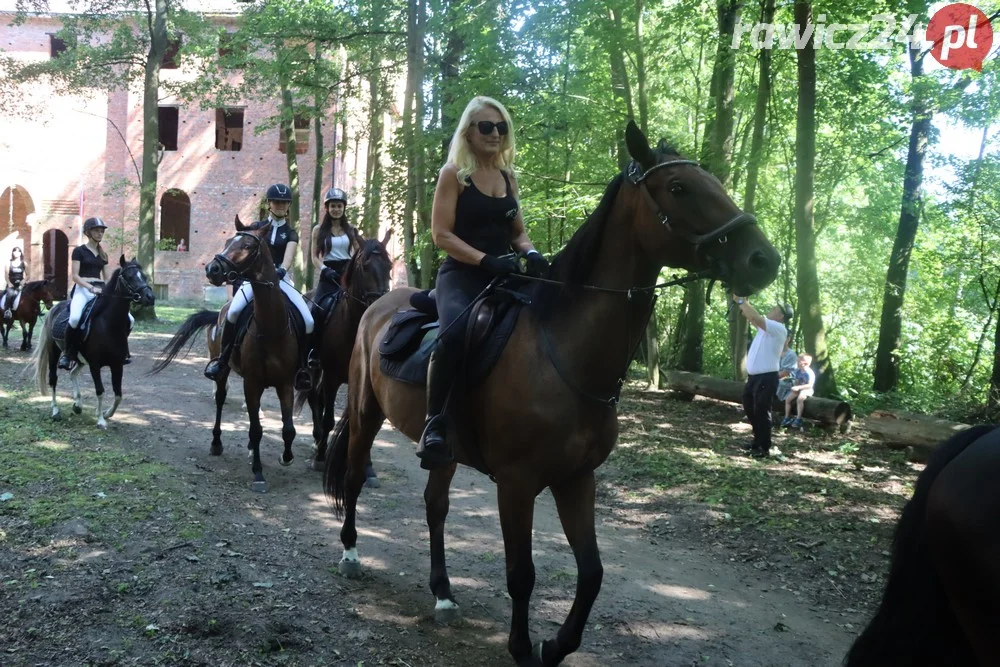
[1,245,27,319]
[311,187,362,304]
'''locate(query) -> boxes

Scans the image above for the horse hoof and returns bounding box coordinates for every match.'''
[364,476,380,489]
[72,404,82,415]
[309,458,325,471]
[249,480,268,494]
[210,445,223,456]
[278,454,294,467]
[433,599,461,625]
[338,558,362,579]
[51,411,62,421]
[97,421,108,431]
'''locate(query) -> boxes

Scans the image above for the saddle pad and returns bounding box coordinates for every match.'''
[379,309,438,360]
[379,299,523,388]
[52,298,97,343]
[234,293,307,350]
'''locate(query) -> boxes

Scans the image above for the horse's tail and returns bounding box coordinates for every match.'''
[23,306,56,393]
[845,424,1000,666]
[148,310,219,375]
[323,409,351,519]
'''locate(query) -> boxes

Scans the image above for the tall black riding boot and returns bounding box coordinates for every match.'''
[416,344,459,470]
[294,331,317,392]
[204,320,236,380]
[58,325,81,370]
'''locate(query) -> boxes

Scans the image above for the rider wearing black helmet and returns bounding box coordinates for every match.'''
[204,184,316,391]
[311,187,362,304]
[59,217,135,369]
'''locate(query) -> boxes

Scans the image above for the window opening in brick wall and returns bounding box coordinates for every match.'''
[49,34,66,58]
[159,189,190,252]
[158,106,179,151]
[162,35,182,69]
[215,107,244,151]
[278,114,310,154]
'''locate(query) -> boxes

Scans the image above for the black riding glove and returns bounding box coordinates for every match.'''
[479,254,520,276]
[275,267,287,281]
[523,250,550,278]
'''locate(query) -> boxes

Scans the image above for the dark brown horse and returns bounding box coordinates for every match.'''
[151,217,303,493]
[324,121,780,666]
[845,423,1000,667]
[302,233,394,469]
[2,280,56,350]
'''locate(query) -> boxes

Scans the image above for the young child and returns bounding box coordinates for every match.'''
[781,353,815,428]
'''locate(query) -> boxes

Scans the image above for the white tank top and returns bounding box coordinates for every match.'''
[324,233,351,262]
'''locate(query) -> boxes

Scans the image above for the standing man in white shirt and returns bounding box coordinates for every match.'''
[733,295,793,458]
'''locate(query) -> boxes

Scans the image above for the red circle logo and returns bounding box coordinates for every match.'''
[927,3,993,71]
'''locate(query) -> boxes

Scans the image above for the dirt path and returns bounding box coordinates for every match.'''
[0,330,864,666]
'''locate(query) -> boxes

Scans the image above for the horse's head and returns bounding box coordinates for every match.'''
[205,215,275,286]
[37,280,56,308]
[343,228,393,306]
[112,255,155,306]
[623,120,779,296]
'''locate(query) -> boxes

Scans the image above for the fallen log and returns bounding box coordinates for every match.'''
[864,410,972,462]
[664,370,853,429]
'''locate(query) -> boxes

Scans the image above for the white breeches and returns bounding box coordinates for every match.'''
[227,277,314,333]
[69,286,135,329]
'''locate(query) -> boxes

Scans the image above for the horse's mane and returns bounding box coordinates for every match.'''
[20,280,48,296]
[90,266,124,319]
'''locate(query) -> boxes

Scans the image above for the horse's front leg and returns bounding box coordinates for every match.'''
[1,321,8,348]
[102,364,124,420]
[70,364,85,414]
[211,371,229,456]
[245,383,267,493]
[536,471,603,666]
[498,482,540,667]
[426,464,460,622]
[19,320,30,351]
[277,382,296,468]
[90,364,109,429]
[307,380,326,470]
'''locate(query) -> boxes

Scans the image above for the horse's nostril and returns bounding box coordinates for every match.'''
[747,249,771,273]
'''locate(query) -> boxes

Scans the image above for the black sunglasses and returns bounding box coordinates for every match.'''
[474,120,509,136]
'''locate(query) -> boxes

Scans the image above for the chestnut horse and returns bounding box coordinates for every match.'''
[324,121,780,665]
[845,424,1000,666]
[302,233,393,469]
[151,218,303,492]
[1,280,56,351]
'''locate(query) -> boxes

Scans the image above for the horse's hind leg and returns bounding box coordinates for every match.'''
[426,463,459,622]
[102,364,124,421]
[48,341,61,420]
[1,321,8,348]
[277,384,296,467]
[536,471,603,666]
[19,321,30,351]
[338,391,385,578]
[210,374,228,456]
[308,381,326,469]
[497,483,539,666]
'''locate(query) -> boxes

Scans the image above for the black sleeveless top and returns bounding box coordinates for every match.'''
[444,171,518,269]
[72,245,108,279]
[8,260,24,281]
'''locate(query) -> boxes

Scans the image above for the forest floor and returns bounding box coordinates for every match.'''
[0,307,920,666]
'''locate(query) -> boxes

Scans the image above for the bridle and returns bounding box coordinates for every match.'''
[626,159,758,254]
[109,264,150,303]
[344,245,390,307]
[212,231,273,287]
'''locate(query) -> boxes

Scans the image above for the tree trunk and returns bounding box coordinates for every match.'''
[674,281,705,376]
[279,84,302,289]
[402,0,421,287]
[362,72,386,239]
[865,409,971,460]
[874,47,930,392]
[607,6,635,170]
[794,0,836,396]
[307,49,325,292]
[135,0,168,320]
[665,370,853,426]
[742,0,775,215]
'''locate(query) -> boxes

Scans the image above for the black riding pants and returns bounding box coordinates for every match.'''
[315,259,349,303]
[435,262,493,351]
[742,371,779,451]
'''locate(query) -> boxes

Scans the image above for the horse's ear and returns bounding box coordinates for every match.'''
[380,226,393,247]
[235,214,246,231]
[120,254,127,267]
[625,119,654,170]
